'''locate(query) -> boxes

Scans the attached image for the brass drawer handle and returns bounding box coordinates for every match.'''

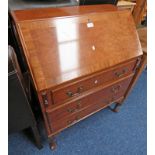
[67,108,75,113]
[67,116,80,125]
[67,108,79,113]
[67,101,82,113]
[76,101,82,108]
[77,86,83,93]
[115,68,128,77]
[67,120,73,125]
[66,86,84,97]
[111,85,121,93]
[66,91,73,97]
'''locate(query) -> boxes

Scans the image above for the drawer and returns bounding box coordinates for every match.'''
[51,59,137,105]
[47,75,133,128]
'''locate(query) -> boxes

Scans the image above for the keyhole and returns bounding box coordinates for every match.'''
[94,80,98,84]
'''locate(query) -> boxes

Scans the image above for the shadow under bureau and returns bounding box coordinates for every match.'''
[11,4,144,150]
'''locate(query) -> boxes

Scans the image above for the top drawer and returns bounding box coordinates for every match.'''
[51,58,138,105]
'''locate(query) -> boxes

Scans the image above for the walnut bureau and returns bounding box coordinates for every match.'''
[11,5,143,150]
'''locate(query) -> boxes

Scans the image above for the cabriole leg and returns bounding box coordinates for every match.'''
[108,98,124,112]
[110,103,122,112]
[49,136,57,150]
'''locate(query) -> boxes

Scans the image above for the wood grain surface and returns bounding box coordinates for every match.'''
[12,8,142,92]
[11,4,117,22]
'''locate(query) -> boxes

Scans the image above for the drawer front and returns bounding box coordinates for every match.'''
[47,75,133,131]
[52,59,137,105]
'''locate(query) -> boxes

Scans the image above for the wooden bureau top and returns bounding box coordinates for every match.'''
[12,5,143,91]
[11,4,117,22]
